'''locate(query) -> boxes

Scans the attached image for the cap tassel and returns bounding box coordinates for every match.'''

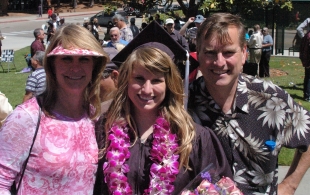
[184,51,190,110]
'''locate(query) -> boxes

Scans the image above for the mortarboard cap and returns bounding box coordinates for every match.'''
[111,21,198,78]
[103,47,119,71]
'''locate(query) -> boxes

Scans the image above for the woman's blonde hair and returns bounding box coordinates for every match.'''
[104,47,195,170]
[41,24,108,119]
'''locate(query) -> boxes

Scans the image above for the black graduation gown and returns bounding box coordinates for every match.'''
[93,123,232,195]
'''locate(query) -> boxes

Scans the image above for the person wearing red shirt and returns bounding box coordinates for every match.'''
[47,8,53,19]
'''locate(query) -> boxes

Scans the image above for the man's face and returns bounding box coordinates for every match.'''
[197,26,246,92]
[38,30,45,41]
[110,30,120,42]
[166,23,174,32]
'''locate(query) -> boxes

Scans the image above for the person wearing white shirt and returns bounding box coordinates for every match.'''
[247,24,263,76]
[297,18,310,38]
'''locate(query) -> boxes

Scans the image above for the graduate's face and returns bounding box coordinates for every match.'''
[128,63,166,115]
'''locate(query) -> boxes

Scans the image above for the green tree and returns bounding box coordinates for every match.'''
[141,0,292,18]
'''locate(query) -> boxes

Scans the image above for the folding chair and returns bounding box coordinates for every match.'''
[0,49,16,72]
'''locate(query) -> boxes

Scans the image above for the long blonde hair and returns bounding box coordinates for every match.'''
[104,47,195,170]
[41,24,108,119]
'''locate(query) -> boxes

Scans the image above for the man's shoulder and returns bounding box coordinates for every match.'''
[119,39,129,45]
[173,29,181,35]
[31,68,46,77]
[31,39,44,47]
[30,39,37,46]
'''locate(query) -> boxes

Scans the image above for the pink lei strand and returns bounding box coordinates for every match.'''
[103,116,180,195]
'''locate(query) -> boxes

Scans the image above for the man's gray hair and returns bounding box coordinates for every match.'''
[112,14,125,22]
[33,28,43,38]
[33,51,45,65]
[263,27,269,33]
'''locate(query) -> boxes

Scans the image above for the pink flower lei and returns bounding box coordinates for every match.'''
[103,115,180,194]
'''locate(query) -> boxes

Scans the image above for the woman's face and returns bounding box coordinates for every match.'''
[53,55,94,96]
[128,63,166,115]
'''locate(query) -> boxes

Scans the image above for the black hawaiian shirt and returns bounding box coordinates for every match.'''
[188,74,310,195]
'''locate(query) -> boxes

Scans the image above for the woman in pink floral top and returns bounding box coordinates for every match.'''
[0,24,108,194]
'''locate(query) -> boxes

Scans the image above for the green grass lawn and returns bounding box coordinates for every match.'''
[0,47,307,165]
[1,47,31,107]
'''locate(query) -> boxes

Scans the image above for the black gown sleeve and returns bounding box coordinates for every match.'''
[172,123,233,194]
[196,123,233,179]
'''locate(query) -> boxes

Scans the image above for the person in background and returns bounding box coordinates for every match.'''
[31,28,45,58]
[174,13,182,31]
[148,15,154,23]
[90,18,102,41]
[140,22,147,31]
[297,17,310,38]
[106,27,128,48]
[94,46,232,195]
[247,24,263,76]
[105,21,114,40]
[0,91,13,128]
[47,7,52,19]
[295,11,300,26]
[112,14,133,42]
[23,28,45,73]
[83,18,90,30]
[129,17,139,38]
[57,17,65,29]
[23,51,46,103]
[260,27,273,77]
[90,18,99,40]
[50,13,58,29]
[188,12,310,194]
[0,24,108,194]
[245,27,250,42]
[46,20,55,43]
[99,47,120,114]
[38,4,42,17]
[155,13,163,25]
[56,12,60,26]
[165,18,189,51]
[179,15,205,52]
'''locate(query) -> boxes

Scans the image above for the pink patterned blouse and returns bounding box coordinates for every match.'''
[0,98,98,194]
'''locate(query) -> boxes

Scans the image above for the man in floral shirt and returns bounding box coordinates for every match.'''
[188,13,310,195]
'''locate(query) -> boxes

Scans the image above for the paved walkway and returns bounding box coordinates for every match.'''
[1,11,309,194]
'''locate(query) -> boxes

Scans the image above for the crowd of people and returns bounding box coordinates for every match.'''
[1,11,310,195]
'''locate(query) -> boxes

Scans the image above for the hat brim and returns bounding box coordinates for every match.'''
[47,45,104,57]
[194,20,203,23]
